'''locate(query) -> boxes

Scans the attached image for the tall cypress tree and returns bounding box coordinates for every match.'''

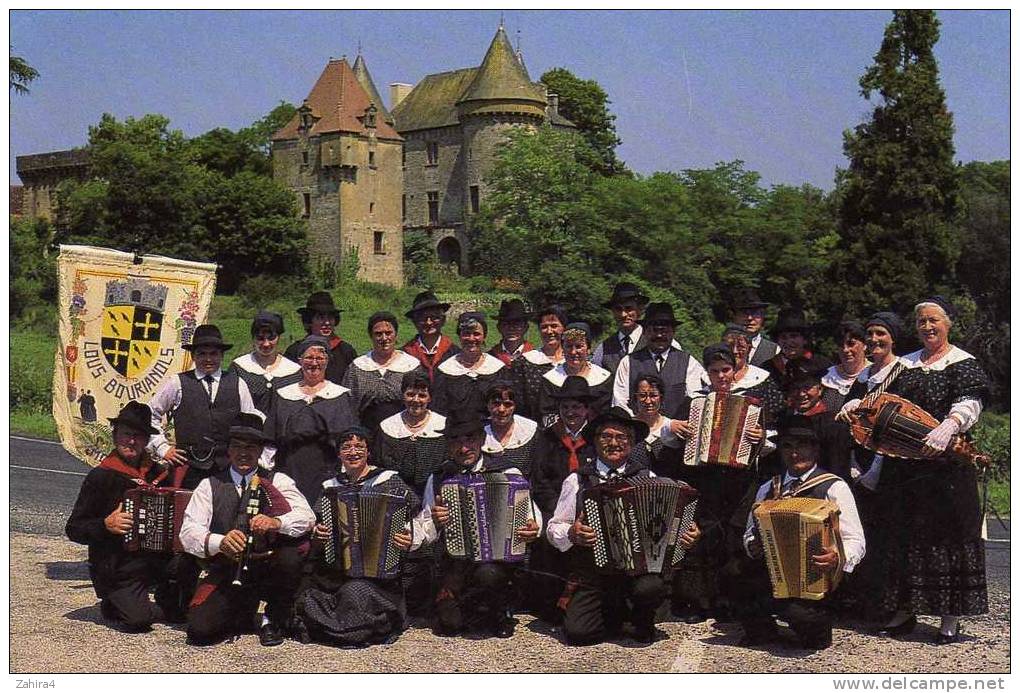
[835,10,960,316]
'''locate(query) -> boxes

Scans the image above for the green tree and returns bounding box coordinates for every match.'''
[836,10,960,316]
[242,101,298,155]
[540,67,625,176]
[10,216,57,327]
[9,50,38,94]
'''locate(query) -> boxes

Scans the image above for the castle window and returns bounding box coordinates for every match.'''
[470,186,480,214]
[302,193,311,218]
[374,231,385,254]
[426,142,439,166]
[302,150,309,165]
[402,195,406,222]
[131,290,141,303]
[402,148,406,168]
[368,150,376,168]
[369,202,374,214]
[427,191,439,225]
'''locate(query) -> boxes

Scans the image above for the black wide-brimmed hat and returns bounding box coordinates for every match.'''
[492,298,531,322]
[183,324,233,352]
[251,310,285,337]
[773,308,812,337]
[778,417,820,444]
[405,290,451,319]
[783,355,833,389]
[604,282,649,309]
[589,406,650,442]
[443,410,486,439]
[731,289,769,310]
[228,413,269,443]
[297,291,342,322]
[550,375,597,402]
[108,401,160,435]
[639,302,681,327]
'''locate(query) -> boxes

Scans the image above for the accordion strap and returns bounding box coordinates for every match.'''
[771,472,842,499]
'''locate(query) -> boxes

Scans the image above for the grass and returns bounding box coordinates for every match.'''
[10,410,59,440]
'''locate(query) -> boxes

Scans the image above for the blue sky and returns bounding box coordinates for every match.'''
[9,9,1010,189]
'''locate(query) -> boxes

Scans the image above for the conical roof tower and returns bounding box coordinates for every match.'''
[456,25,547,119]
[352,52,394,124]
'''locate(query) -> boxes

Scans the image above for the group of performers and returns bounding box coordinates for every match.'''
[66,284,991,650]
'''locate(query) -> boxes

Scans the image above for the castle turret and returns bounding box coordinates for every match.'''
[353,52,394,125]
[455,25,548,121]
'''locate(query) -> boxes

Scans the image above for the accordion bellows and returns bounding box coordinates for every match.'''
[319,486,411,579]
[683,392,761,468]
[122,486,193,553]
[753,497,845,600]
[581,477,699,576]
[439,472,533,563]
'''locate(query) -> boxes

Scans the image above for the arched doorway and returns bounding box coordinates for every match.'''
[436,236,463,273]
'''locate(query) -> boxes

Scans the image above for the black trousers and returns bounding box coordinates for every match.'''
[737,559,835,647]
[433,557,512,634]
[562,563,666,645]
[187,544,304,644]
[94,553,192,631]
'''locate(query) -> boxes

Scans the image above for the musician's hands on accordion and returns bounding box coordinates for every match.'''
[670,419,694,440]
[104,502,133,535]
[515,518,540,544]
[568,515,596,547]
[393,530,413,551]
[811,545,841,572]
[431,495,451,528]
[679,521,701,550]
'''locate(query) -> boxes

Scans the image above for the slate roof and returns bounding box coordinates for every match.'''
[391,67,479,133]
[352,53,394,125]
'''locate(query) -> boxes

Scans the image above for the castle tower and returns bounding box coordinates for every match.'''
[353,52,394,125]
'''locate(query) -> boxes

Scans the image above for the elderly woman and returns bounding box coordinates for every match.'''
[821,321,870,412]
[482,382,538,477]
[430,312,506,417]
[843,299,989,644]
[231,311,303,415]
[537,322,612,429]
[265,335,357,506]
[341,312,426,433]
[510,304,567,421]
[298,426,417,647]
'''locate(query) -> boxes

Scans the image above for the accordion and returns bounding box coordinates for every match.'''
[752,497,845,600]
[851,393,990,467]
[122,486,193,554]
[683,392,761,468]
[581,477,699,576]
[439,472,533,563]
[319,486,412,580]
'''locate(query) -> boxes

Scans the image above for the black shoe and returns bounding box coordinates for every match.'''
[934,625,962,645]
[683,609,709,624]
[632,625,663,644]
[799,635,832,651]
[259,622,285,647]
[877,615,917,638]
[493,617,516,639]
[289,616,312,645]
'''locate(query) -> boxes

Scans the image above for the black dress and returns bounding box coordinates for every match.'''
[430,353,507,418]
[230,352,302,415]
[509,349,562,422]
[537,364,613,430]
[340,351,425,433]
[877,347,989,616]
[483,415,539,477]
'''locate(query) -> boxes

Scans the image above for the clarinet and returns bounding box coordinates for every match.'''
[232,475,262,587]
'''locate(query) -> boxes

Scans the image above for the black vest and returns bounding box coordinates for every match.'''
[766,467,840,502]
[600,329,649,376]
[628,347,691,418]
[173,371,241,468]
[208,467,275,536]
[749,337,780,368]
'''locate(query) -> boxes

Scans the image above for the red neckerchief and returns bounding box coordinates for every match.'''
[554,421,587,473]
[489,340,533,367]
[797,399,829,418]
[97,451,168,486]
[328,335,343,350]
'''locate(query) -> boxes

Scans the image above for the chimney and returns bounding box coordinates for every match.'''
[548,93,559,116]
[390,83,413,109]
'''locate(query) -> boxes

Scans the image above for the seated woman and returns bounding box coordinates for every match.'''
[230,311,302,415]
[299,426,417,647]
[509,304,567,421]
[342,311,425,433]
[537,322,612,429]
[482,382,539,478]
[430,312,506,417]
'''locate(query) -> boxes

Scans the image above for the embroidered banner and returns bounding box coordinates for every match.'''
[53,245,217,465]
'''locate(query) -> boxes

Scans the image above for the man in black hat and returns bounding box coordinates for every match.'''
[401,290,460,381]
[488,298,534,366]
[782,355,854,482]
[147,323,264,490]
[410,410,540,638]
[731,289,779,368]
[764,308,814,381]
[180,413,315,646]
[593,282,650,375]
[611,302,706,419]
[66,401,189,632]
[546,406,700,645]
[284,291,357,384]
[739,423,865,650]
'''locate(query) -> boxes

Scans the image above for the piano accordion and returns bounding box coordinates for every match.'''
[752,497,845,600]
[439,472,533,563]
[319,486,412,580]
[683,392,761,468]
[581,477,699,576]
[122,486,193,554]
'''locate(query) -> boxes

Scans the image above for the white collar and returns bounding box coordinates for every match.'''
[522,349,563,366]
[858,357,905,389]
[596,459,626,478]
[617,324,642,346]
[352,350,421,375]
[276,380,350,401]
[233,353,301,378]
[416,335,444,355]
[229,467,257,487]
[783,465,819,485]
[379,411,446,439]
[194,367,223,380]
[437,353,505,377]
[543,362,611,387]
[321,467,397,489]
[750,332,762,347]
[900,345,974,373]
[499,341,527,357]
[643,415,672,442]
[734,364,770,389]
[483,415,538,452]
[822,363,868,395]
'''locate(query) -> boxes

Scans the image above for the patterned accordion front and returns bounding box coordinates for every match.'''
[683,392,761,468]
[122,486,193,554]
[752,497,845,600]
[581,477,699,576]
[319,486,411,580]
[439,472,533,563]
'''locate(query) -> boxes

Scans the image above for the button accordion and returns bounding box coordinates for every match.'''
[122,486,193,553]
[752,497,845,600]
[439,472,533,563]
[319,485,412,580]
[581,477,699,576]
[683,391,762,468]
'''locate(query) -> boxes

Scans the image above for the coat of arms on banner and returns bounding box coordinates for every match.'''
[100,278,168,378]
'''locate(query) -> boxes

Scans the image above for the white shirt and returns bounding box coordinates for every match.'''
[546,460,656,553]
[179,469,315,559]
[322,467,400,490]
[742,465,866,573]
[146,368,263,459]
[410,459,541,550]
[612,349,707,415]
[644,415,682,448]
[592,325,644,367]
[748,332,763,362]
[822,363,869,396]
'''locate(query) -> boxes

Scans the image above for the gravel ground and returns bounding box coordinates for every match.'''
[11,532,1009,674]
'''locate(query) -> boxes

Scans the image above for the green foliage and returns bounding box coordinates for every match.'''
[972,412,1009,483]
[11,330,55,412]
[9,51,38,94]
[10,216,58,330]
[188,102,296,177]
[540,67,625,176]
